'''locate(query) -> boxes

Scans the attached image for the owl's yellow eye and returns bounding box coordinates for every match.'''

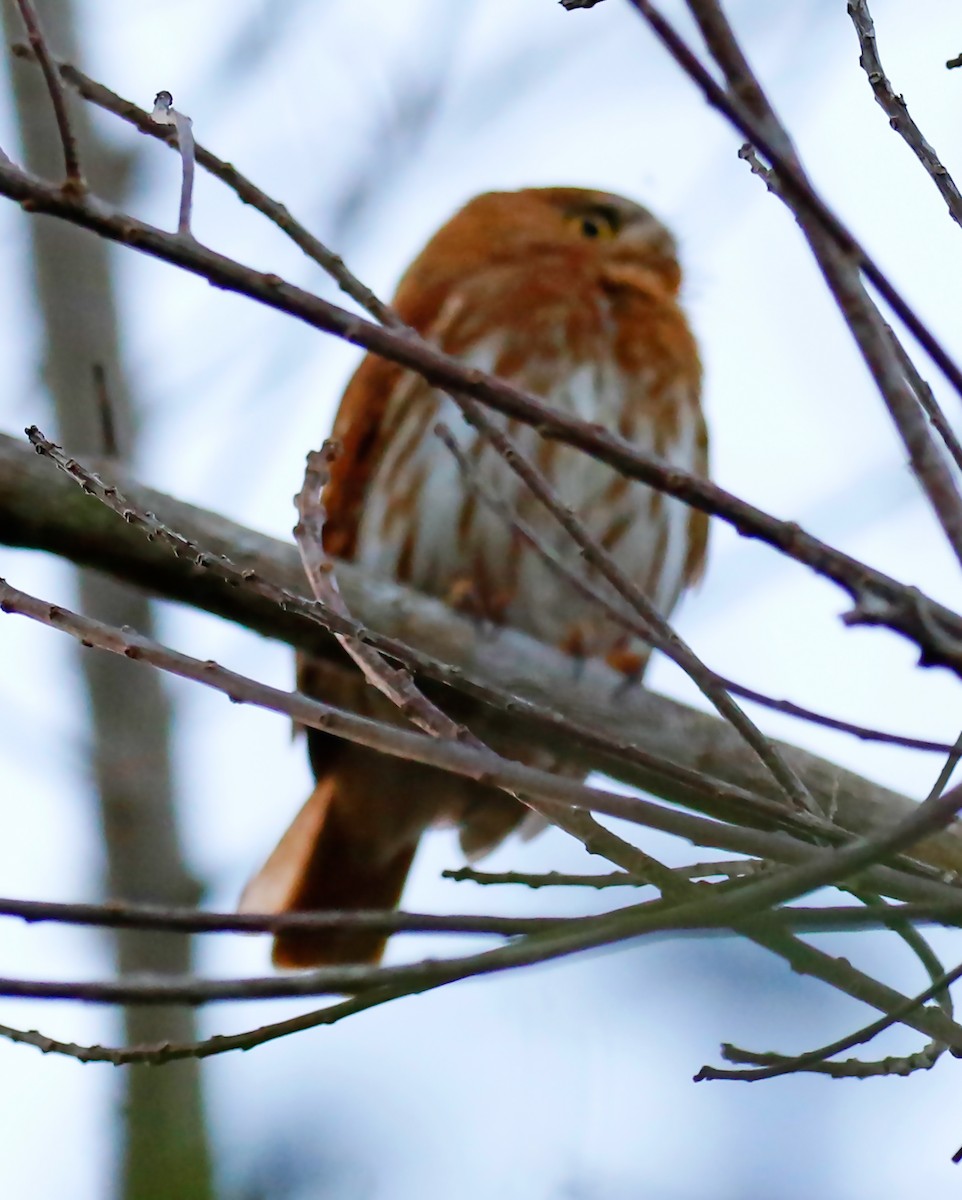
[568,205,620,240]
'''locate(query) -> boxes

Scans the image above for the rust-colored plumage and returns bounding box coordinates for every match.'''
[240,187,709,966]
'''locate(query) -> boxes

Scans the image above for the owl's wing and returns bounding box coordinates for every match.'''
[295,280,457,771]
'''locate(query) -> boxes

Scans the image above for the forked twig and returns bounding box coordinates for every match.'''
[699,955,962,1082]
[10,46,397,325]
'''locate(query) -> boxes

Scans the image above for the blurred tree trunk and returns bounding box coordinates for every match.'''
[2,3,214,1198]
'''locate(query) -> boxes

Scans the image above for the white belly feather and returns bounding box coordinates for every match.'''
[355,337,699,657]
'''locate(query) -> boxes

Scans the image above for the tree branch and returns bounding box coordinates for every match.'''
[5,431,962,875]
[847,0,962,230]
[11,0,82,186]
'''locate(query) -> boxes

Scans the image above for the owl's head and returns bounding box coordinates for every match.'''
[397,186,681,305]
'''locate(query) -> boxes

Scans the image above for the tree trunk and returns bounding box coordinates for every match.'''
[2,3,214,1197]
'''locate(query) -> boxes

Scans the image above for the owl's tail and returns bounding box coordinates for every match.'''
[239,765,420,968]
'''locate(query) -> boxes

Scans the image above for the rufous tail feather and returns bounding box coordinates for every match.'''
[239,772,418,967]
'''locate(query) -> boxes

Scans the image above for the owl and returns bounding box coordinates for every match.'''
[241,187,708,965]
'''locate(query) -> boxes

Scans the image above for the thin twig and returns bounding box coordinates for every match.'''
[1,878,960,1064]
[12,0,82,186]
[738,141,962,486]
[437,406,817,816]
[293,446,717,904]
[714,676,957,754]
[699,956,962,1082]
[704,887,954,1080]
[10,907,962,1067]
[1,887,868,1009]
[0,894,567,938]
[891,333,962,475]
[9,47,397,325]
[442,861,764,888]
[15,885,962,938]
[654,760,962,931]
[443,867,645,889]
[437,420,954,757]
[848,0,962,230]
[1,881,960,1028]
[0,911,660,1005]
[294,444,472,744]
[150,90,194,236]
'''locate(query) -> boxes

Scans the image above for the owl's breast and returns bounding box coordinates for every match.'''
[352,276,705,658]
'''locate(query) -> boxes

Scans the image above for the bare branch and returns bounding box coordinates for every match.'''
[8,904,961,1067]
[848,0,962,230]
[437,422,962,755]
[16,428,855,848]
[15,884,962,938]
[7,431,962,879]
[0,575,832,868]
[442,862,762,888]
[699,955,962,1082]
[702,884,955,1080]
[36,411,962,763]
[294,444,472,744]
[10,46,398,325]
[667,0,962,570]
[0,914,651,1005]
[621,0,962,409]
[0,894,566,938]
[5,897,962,1065]
[12,0,82,186]
[891,333,962,476]
[150,90,195,235]
[438,401,816,816]
[741,135,962,488]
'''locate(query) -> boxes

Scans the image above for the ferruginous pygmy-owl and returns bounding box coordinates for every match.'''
[241,187,708,966]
